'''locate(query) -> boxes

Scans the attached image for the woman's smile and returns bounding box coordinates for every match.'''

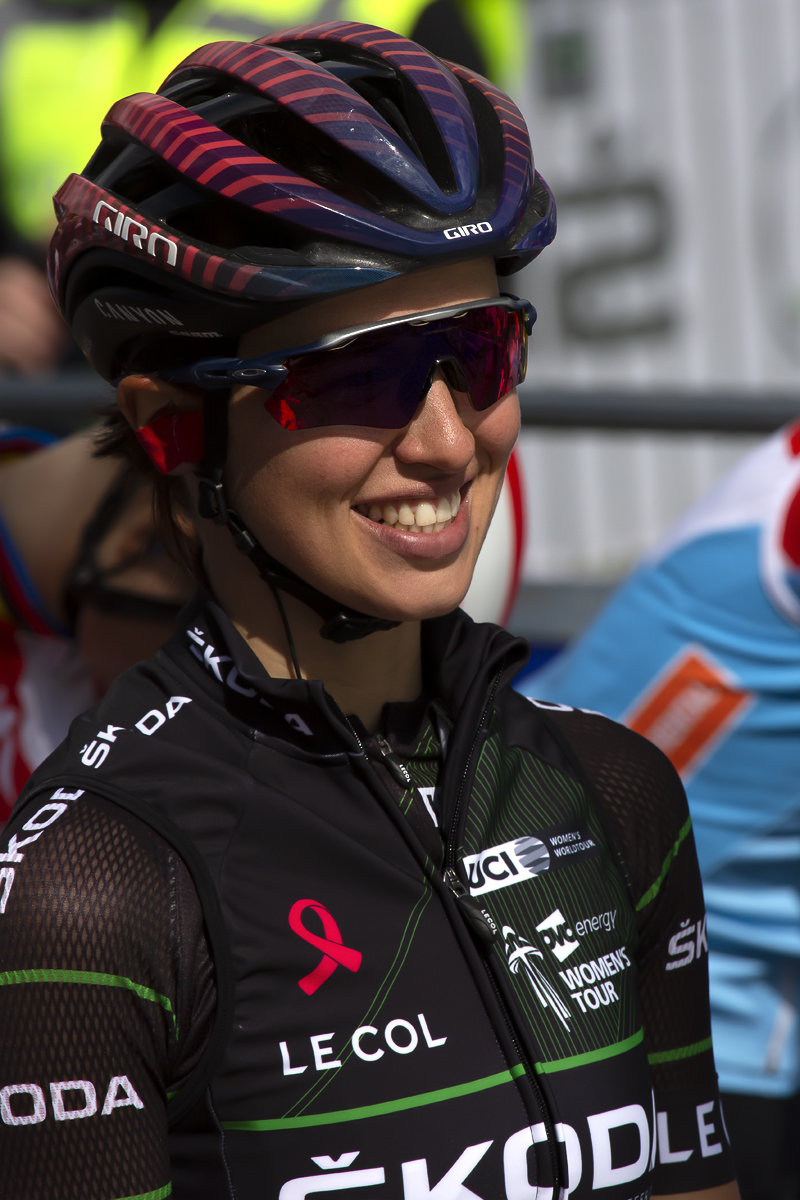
[354,487,462,533]
[351,485,470,558]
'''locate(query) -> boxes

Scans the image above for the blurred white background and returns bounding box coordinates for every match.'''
[506,0,800,635]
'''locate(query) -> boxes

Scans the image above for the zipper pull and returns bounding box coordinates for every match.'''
[373,733,412,789]
[443,868,499,945]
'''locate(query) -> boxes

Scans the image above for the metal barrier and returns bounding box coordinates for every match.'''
[519,388,800,432]
[0,372,115,434]
[0,373,798,434]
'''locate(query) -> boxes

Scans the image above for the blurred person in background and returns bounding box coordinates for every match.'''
[0,422,194,823]
[523,419,800,1200]
[0,0,521,374]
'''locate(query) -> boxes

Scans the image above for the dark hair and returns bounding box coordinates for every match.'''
[93,405,200,577]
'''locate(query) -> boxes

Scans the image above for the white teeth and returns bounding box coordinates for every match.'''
[357,489,464,532]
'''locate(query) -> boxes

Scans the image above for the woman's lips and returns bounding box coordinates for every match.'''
[351,489,470,559]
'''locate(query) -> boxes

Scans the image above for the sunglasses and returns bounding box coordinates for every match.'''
[160,295,535,431]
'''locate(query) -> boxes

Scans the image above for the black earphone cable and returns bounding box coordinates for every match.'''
[267,580,302,681]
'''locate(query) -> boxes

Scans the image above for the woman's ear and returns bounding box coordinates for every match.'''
[116,375,198,431]
[117,376,205,476]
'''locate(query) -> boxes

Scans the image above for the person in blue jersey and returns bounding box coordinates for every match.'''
[525,418,800,1200]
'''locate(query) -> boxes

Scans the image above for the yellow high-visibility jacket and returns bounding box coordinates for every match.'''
[0,0,523,244]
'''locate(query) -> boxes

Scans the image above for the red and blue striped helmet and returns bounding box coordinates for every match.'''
[49,20,556,381]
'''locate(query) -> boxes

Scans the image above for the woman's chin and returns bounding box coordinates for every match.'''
[332,573,474,625]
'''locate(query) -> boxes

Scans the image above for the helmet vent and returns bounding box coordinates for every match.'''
[349,75,457,195]
[224,106,441,224]
[272,40,461,197]
[99,153,179,207]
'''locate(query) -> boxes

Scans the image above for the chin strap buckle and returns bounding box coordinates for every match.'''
[320,610,400,644]
[197,474,230,526]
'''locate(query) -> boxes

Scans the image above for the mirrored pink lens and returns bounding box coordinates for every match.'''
[444,307,525,411]
[262,305,527,431]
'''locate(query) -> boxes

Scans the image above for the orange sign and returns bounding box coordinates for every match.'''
[624,646,751,777]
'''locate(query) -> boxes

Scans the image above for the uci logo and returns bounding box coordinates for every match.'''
[463,835,550,896]
[443,220,493,240]
[92,200,178,266]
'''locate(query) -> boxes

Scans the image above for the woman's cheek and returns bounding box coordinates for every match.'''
[473,393,521,465]
[239,435,380,538]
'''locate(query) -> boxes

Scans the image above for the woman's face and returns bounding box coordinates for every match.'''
[223,257,520,623]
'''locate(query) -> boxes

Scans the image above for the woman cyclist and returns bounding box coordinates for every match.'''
[0,22,737,1200]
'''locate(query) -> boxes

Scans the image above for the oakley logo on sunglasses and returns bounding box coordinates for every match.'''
[92,200,178,266]
[443,221,493,241]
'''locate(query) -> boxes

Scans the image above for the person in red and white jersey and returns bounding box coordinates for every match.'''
[0,424,195,823]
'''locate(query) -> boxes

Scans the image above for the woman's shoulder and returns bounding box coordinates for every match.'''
[506,692,691,907]
[0,785,213,1063]
[0,787,199,963]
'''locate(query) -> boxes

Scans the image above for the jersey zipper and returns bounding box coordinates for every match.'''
[373,732,413,789]
[326,687,561,1191]
[445,668,503,874]
[441,670,505,942]
[442,665,562,1192]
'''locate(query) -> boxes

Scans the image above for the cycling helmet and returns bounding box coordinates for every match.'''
[49,21,556,646]
[49,19,555,382]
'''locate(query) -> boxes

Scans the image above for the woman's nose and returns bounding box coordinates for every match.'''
[393,370,475,473]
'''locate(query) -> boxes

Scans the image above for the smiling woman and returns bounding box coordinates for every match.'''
[1,21,738,1200]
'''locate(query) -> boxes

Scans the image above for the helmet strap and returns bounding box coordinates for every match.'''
[195,394,401,648]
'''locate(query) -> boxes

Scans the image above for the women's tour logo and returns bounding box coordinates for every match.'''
[502,923,572,1030]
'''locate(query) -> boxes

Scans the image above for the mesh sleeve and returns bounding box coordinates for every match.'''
[0,789,215,1200]
[544,707,736,1193]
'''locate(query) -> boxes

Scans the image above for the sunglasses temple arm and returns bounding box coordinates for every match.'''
[159,359,289,389]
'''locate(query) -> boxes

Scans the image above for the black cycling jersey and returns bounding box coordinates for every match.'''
[0,596,735,1200]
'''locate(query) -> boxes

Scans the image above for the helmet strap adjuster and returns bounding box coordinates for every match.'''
[197,473,231,527]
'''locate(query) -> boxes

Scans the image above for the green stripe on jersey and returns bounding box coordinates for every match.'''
[222,1065,526,1130]
[0,968,176,1034]
[535,1029,644,1074]
[115,1185,171,1200]
[636,816,693,911]
[648,1036,713,1064]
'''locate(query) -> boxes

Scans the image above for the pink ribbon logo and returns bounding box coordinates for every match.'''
[288,899,363,995]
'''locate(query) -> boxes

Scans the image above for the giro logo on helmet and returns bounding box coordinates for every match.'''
[443,221,494,240]
[92,200,178,266]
